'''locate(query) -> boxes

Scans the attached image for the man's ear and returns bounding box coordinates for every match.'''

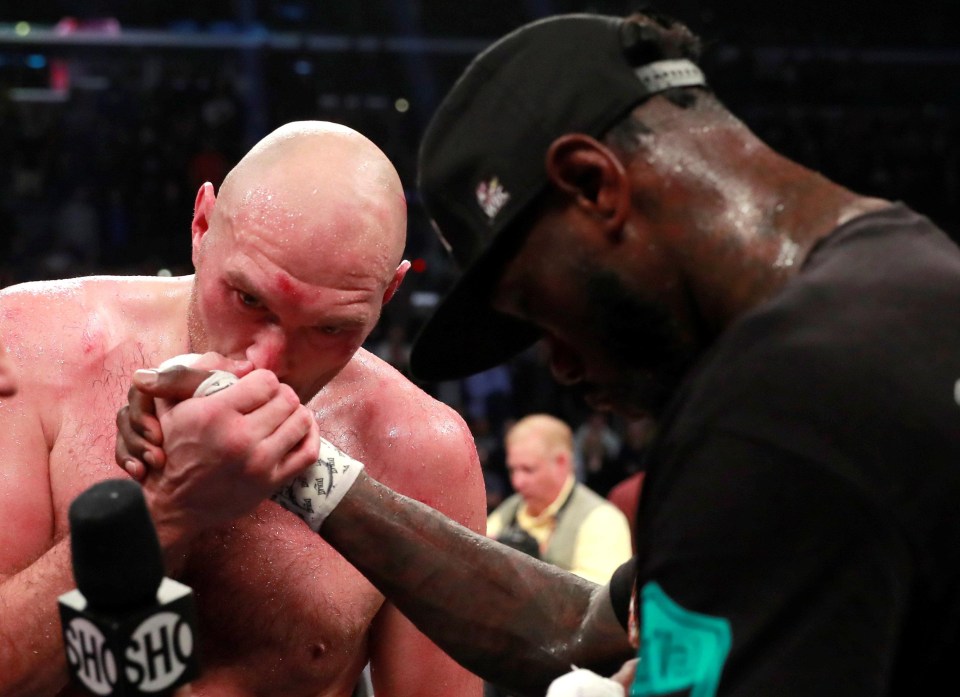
[545,134,631,232]
[382,260,412,305]
[191,182,217,263]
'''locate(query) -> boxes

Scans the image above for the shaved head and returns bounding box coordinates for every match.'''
[210,121,407,286]
[186,121,412,397]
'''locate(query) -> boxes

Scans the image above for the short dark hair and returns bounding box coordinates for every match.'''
[603,13,707,153]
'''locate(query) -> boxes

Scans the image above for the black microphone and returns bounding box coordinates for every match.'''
[58,478,200,696]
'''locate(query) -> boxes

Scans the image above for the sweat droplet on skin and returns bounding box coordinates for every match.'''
[774,239,800,269]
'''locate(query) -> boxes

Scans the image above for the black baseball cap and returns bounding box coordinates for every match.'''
[410,13,706,381]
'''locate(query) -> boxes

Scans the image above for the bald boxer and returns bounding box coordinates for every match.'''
[0,121,484,697]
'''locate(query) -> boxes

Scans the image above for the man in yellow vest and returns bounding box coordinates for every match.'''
[488,414,632,585]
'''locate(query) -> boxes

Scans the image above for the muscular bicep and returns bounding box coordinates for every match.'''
[367,601,482,697]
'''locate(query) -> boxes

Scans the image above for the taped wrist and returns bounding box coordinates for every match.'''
[157,353,363,531]
[270,437,365,531]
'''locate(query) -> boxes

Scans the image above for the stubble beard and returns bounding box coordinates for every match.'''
[584,270,701,418]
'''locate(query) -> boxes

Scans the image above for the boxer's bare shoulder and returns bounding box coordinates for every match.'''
[0,276,192,546]
[312,347,485,530]
[0,275,191,390]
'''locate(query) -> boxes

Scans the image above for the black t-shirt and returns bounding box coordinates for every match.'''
[609,204,960,695]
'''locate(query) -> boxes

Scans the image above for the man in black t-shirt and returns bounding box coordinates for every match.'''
[116,11,960,697]
[605,202,960,694]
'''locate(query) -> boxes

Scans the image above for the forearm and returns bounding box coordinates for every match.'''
[323,471,623,696]
[0,537,75,696]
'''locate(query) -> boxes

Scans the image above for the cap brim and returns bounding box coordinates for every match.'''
[410,245,541,382]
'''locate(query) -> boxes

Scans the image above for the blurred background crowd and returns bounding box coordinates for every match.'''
[1,0,957,513]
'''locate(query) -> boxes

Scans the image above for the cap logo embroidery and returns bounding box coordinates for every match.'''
[476,177,511,220]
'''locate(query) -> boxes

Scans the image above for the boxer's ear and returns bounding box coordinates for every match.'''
[191,182,217,260]
[545,135,630,233]
[382,260,411,305]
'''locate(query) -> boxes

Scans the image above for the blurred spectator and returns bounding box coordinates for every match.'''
[487,414,632,584]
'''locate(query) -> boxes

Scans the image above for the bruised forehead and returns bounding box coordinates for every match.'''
[222,261,383,331]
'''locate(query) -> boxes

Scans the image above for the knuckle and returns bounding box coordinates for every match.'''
[279,384,301,407]
[253,368,281,390]
[295,407,315,432]
[224,429,254,458]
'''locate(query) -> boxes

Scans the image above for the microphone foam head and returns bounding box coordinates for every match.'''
[69,478,165,610]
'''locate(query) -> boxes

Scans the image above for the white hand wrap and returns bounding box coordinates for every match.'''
[269,437,364,531]
[156,353,363,531]
[545,669,625,697]
[192,370,239,397]
[156,353,239,397]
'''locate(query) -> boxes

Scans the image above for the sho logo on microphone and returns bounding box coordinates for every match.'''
[64,611,196,694]
[64,617,118,696]
[125,611,195,691]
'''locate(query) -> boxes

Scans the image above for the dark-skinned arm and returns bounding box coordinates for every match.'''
[323,470,633,695]
[116,366,635,696]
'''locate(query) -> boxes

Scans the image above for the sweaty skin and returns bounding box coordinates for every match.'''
[118,366,635,697]
[117,82,896,697]
[0,122,485,697]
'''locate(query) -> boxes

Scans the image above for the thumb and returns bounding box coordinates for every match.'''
[133,365,214,400]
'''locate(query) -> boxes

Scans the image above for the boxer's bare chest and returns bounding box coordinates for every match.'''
[175,390,386,695]
[48,352,388,696]
[48,339,170,521]
[181,504,382,695]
